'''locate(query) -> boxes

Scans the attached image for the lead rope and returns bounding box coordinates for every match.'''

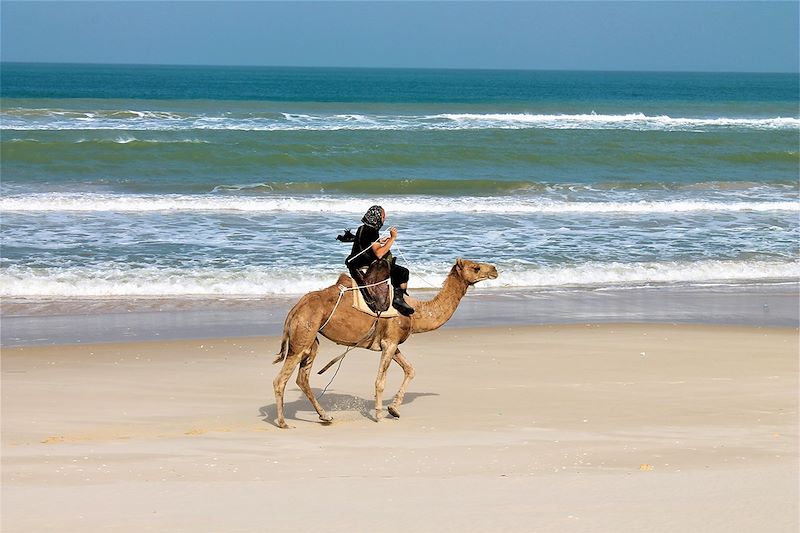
[391,241,441,288]
[316,277,388,398]
[318,315,379,398]
[318,230,436,396]
[318,228,389,396]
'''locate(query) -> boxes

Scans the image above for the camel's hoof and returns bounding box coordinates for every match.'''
[387,406,400,418]
[276,420,292,429]
[319,415,333,424]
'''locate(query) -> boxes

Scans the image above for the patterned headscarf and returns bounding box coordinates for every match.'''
[361,205,384,230]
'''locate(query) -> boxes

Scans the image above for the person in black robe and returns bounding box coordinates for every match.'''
[344,205,414,316]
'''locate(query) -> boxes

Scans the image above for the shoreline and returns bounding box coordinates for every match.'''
[2,282,797,346]
[2,323,797,532]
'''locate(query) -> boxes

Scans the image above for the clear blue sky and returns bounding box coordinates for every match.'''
[1,1,798,72]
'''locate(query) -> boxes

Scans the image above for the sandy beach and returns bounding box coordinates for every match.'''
[2,323,797,532]
[3,9,799,533]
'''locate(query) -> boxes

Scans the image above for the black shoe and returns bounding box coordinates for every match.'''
[392,291,415,316]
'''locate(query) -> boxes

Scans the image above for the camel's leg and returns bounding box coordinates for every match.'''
[295,339,332,424]
[387,350,415,418]
[374,341,398,422]
[273,344,309,429]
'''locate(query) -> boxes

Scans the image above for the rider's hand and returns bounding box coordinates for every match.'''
[389,227,398,239]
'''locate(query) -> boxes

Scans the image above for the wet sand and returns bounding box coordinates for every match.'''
[2,282,798,345]
[2,324,797,532]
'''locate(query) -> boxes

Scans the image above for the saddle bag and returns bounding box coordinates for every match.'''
[352,258,392,314]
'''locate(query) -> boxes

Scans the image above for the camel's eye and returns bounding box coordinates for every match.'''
[473,266,480,272]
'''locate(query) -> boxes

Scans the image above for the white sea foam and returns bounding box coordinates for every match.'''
[431,113,800,131]
[102,137,210,144]
[483,260,800,289]
[3,108,798,132]
[1,193,796,214]
[1,260,796,297]
[0,265,344,298]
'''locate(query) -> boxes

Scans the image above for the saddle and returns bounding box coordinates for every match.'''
[351,278,399,318]
[350,258,397,316]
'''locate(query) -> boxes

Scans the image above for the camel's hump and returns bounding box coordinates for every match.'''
[335,272,352,287]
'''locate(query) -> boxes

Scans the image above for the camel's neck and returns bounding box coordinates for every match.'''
[410,267,469,334]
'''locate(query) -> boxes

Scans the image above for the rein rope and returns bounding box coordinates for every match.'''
[316,276,387,398]
[317,228,440,396]
[318,316,379,398]
[344,228,440,288]
[391,241,440,288]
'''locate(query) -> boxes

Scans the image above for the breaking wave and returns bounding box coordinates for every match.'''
[3,108,798,132]
[1,259,797,297]
[1,193,796,214]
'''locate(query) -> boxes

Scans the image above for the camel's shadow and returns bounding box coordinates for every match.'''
[259,388,438,427]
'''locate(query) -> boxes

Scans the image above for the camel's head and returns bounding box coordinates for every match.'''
[454,258,498,286]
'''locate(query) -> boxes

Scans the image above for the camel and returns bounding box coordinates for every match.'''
[272,258,498,428]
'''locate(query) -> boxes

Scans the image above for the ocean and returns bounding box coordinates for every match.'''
[1,63,798,305]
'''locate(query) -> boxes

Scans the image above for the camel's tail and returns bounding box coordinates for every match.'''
[272,320,290,365]
[274,297,306,364]
[272,337,288,365]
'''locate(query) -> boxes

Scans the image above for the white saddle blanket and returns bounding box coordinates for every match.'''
[351,279,399,318]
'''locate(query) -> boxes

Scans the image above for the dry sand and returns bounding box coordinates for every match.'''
[2,324,798,532]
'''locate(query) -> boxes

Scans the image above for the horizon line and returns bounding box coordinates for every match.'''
[2,60,797,76]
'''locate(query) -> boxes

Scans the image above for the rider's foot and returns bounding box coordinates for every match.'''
[392,289,415,316]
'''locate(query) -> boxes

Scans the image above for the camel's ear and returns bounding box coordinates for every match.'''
[456,258,464,271]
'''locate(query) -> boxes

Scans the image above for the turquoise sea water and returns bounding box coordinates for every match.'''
[1,64,798,299]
